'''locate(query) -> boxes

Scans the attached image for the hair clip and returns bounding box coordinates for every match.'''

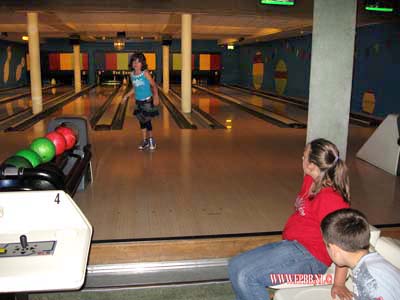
[333,156,340,165]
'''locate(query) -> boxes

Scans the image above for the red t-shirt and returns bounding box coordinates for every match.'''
[282,175,350,266]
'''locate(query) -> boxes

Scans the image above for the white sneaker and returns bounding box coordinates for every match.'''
[138,139,149,150]
[148,138,156,150]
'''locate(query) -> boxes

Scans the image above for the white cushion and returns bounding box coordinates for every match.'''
[369,225,381,247]
[273,285,332,300]
[374,236,400,269]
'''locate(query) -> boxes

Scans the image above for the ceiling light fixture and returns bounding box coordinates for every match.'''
[114,32,126,51]
[22,35,29,41]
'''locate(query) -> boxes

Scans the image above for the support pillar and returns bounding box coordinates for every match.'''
[27,12,42,114]
[162,45,170,94]
[307,0,357,158]
[73,44,82,93]
[181,13,192,113]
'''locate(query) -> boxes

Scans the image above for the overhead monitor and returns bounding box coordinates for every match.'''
[364,0,394,12]
[259,0,295,6]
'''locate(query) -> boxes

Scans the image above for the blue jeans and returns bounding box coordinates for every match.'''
[228,240,327,300]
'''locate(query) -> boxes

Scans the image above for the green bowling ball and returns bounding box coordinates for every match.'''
[30,137,56,163]
[3,155,33,169]
[15,149,42,168]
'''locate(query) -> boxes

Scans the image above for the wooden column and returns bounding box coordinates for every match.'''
[73,44,82,93]
[181,13,192,113]
[27,12,43,114]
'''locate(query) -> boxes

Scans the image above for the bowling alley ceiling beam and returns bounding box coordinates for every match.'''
[39,12,97,41]
[161,13,181,36]
[1,0,315,17]
[238,25,313,45]
[39,12,76,32]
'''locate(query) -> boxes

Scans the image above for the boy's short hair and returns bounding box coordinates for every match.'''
[321,208,370,252]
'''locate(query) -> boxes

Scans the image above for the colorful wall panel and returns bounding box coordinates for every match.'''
[80,53,88,70]
[172,53,182,70]
[49,53,60,71]
[117,53,129,70]
[48,53,88,71]
[144,53,156,70]
[199,54,221,70]
[172,53,194,70]
[105,53,117,70]
[210,54,221,70]
[60,53,73,70]
[100,52,156,71]
[199,54,210,70]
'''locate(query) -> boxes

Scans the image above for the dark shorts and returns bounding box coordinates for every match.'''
[133,97,159,123]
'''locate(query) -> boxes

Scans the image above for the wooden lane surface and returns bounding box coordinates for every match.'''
[88,227,400,265]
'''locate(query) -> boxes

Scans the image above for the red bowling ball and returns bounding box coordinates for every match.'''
[45,131,67,156]
[55,126,77,150]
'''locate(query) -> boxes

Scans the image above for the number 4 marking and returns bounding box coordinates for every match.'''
[54,193,60,204]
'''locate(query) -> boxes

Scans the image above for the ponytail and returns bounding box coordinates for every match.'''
[308,138,350,203]
[331,159,350,203]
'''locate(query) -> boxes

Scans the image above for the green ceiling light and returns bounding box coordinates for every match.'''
[364,0,394,12]
[259,0,295,6]
[365,6,394,12]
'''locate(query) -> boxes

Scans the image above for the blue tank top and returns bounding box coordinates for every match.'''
[131,71,152,101]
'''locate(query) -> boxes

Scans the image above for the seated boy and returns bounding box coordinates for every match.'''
[321,208,400,300]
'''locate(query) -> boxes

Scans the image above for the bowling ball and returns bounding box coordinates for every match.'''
[45,131,67,156]
[15,149,42,167]
[56,126,77,150]
[30,137,56,163]
[3,155,33,169]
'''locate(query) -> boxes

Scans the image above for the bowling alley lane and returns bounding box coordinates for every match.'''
[209,85,308,124]
[49,85,118,119]
[0,86,30,98]
[0,85,74,121]
[171,84,279,131]
[43,84,180,134]
[0,84,59,102]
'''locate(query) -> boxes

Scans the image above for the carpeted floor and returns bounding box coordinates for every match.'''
[29,282,237,300]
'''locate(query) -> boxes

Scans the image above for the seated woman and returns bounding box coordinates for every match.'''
[228,138,353,300]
